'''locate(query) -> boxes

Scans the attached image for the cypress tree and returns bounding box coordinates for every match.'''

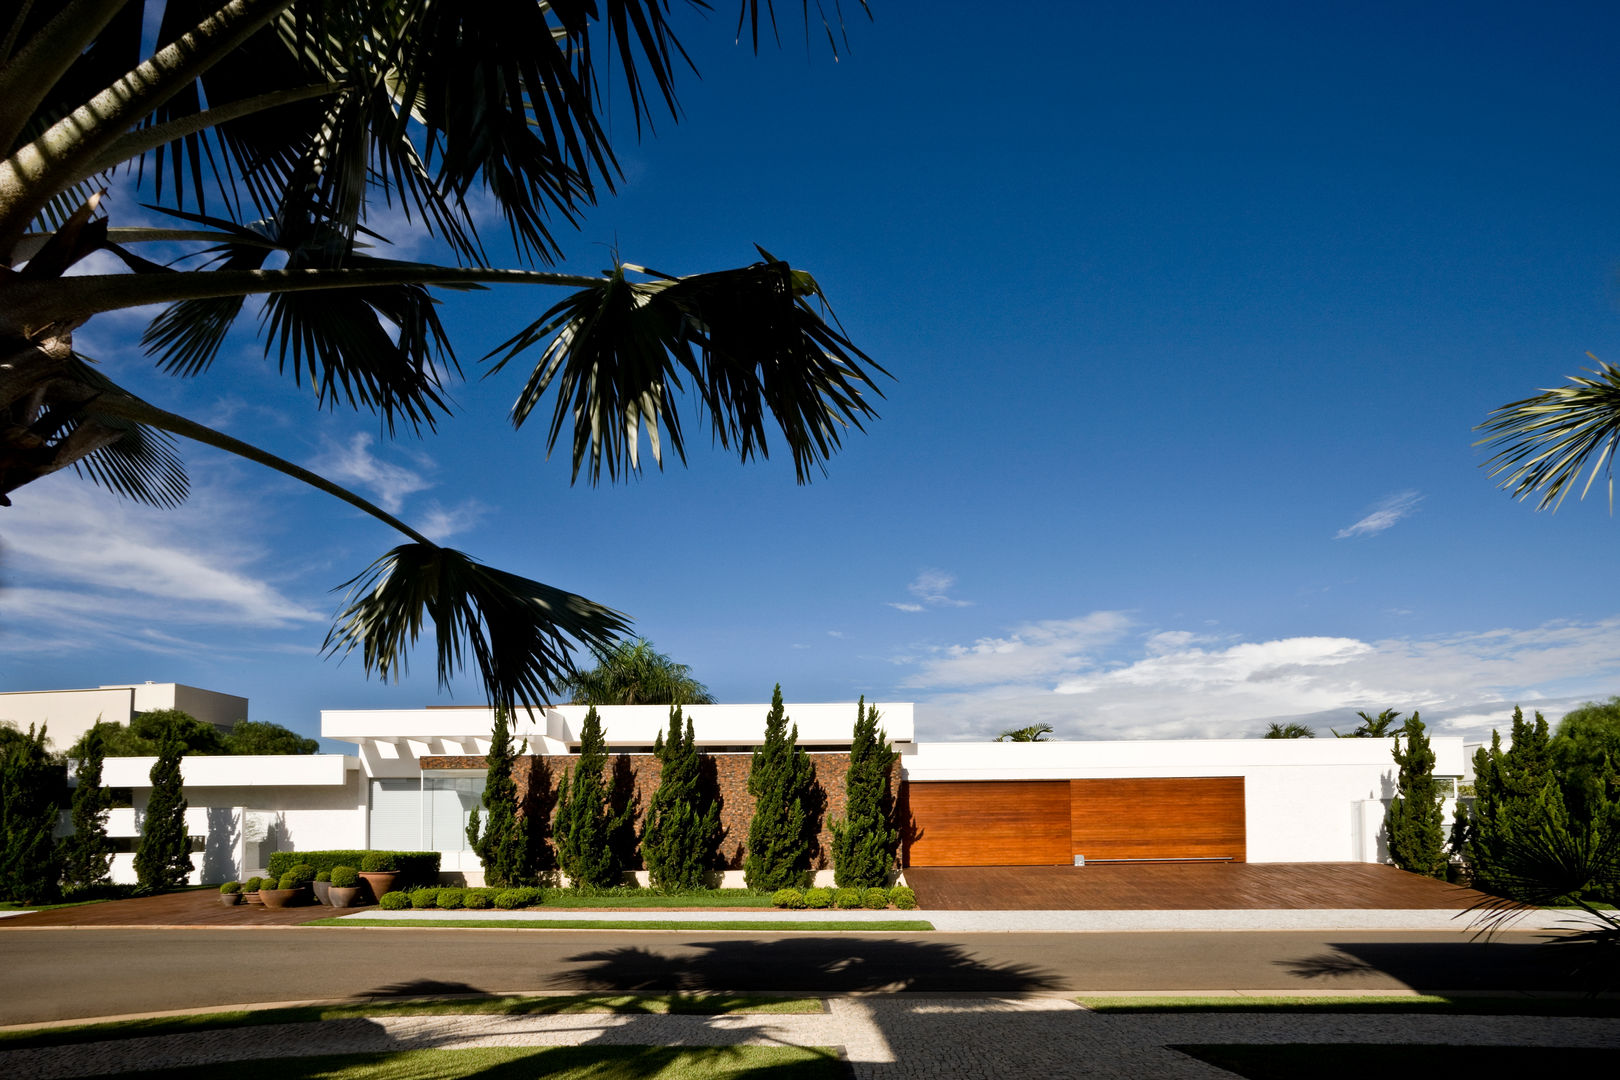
[133,729,192,893]
[62,724,112,890]
[1386,712,1447,878]
[642,706,720,891]
[831,697,899,888]
[0,724,63,904]
[744,685,816,891]
[467,709,534,888]
[553,706,630,888]
[1467,707,1567,897]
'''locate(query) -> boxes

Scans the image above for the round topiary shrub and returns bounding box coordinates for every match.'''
[379,891,410,911]
[286,863,317,887]
[315,869,331,883]
[277,871,304,890]
[889,886,917,910]
[803,887,831,909]
[473,887,503,904]
[463,890,492,910]
[772,888,805,909]
[438,888,466,910]
[834,888,860,910]
[360,852,396,873]
[494,889,524,910]
[861,888,889,910]
[244,876,262,892]
[219,880,241,894]
[329,865,359,888]
[409,887,439,909]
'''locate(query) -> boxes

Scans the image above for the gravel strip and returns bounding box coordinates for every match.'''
[5,997,1615,1080]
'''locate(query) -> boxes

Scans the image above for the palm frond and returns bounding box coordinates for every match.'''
[1477,356,1620,513]
[324,543,631,712]
[488,255,887,484]
[57,354,190,508]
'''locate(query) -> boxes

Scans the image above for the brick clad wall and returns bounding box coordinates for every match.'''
[423,752,901,871]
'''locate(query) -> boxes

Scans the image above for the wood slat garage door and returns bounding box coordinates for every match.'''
[1069,777,1246,862]
[903,781,1072,866]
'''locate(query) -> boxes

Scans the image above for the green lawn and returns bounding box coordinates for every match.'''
[1079,995,1620,1017]
[0,995,823,1051]
[310,917,934,931]
[1173,1044,1619,1079]
[79,1046,842,1080]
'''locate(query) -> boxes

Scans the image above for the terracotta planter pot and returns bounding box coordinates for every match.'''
[327,885,363,908]
[312,880,332,905]
[357,871,398,903]
[245,891,263,905]
[220,892,242,906]
[259,887,301,909]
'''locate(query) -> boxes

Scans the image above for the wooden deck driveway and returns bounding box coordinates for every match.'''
[1,891,344,928]
[902,862,1493,911]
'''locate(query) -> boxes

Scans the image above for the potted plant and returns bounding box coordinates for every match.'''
[357,853,399,902]
[328,865,363,908]
[312,868,332,906]
[243,876,264,905]
[259,870,302,909]
[219,881,242,906]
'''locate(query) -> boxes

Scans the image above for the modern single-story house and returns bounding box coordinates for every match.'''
[77,696,1463,886]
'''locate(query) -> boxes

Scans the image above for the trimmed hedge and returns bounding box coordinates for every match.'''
[267,851,439,886]
[772,888,805,909]
[438,888,466,910]
[410,887,440,909]
[890,886,917,910]
[803,887,831,909]
[861,887,889,910]
[834,888,860,910]
[464,890,493,910]
[379,891,410,911]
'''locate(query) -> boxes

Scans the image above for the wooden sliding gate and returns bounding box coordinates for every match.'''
[902,776,1245,867]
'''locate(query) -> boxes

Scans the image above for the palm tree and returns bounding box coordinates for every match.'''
[563,639,715,706]
[995,723,1054,742]
[1477,355,1620,512]
[0,2,882,713]
[1332,709,1402,738]
[1263,722,1315,739]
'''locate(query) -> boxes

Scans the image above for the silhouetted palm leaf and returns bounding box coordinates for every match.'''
[1478,355,1620,512]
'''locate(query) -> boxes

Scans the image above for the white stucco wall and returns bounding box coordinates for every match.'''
[0,687,135,753]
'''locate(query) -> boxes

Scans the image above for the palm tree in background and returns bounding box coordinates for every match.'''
[1263,722,1315,739]
[996,723,1054,742]
[1333,709,1403,738]
[563,639,715,706]
[0,1,881,713]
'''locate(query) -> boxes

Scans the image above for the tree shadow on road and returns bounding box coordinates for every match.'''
[1276,937,1609,993]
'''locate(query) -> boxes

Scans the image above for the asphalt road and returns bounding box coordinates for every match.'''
[2,926,1604,1026]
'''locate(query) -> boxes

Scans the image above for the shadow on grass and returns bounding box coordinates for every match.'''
[1275,937,1612,994]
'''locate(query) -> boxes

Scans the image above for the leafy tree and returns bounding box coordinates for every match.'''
[641,705,719,891]
[68,710,224,758]
[133,729,192,893]
[0,724,63,903]
[1468,706,1569,898]
[995,724,1053,742]
[0,2,882,715]
[1550,697,1620,825]
[1263,722,1315,739]
[61,723,113,890]
[744,685,816,890]
[1385,712,1447,878]
[566,640,716,706]
[830,697,898,889]
[1477,354,1620,513]
[222,720,318,756]
[552,706,630,888]
[1333,709,1402,738]
[466,708,534,888]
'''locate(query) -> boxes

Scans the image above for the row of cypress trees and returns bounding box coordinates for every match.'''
[467,687,901,891]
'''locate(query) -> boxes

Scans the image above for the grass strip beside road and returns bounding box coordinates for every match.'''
[309,917,935,931]
[0,995,823,1051]
[1081,995,1620,1017]
[1173,1044,1620,1079]
[74,1046,844,1080]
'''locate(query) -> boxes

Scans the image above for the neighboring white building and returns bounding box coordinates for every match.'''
[75,695,1461,886]
[0,683,248,753]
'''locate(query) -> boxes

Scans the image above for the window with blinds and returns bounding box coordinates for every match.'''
[369,778,421,850]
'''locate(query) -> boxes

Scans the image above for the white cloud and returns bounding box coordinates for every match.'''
[310,433,433,514]
[417,500,488,543]
[889,568,972,612]
[901,611,1620,743]
[1336,490,1423,539]
[827,630,844,638]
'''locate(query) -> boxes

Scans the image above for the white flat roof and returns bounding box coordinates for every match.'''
[102,754,356,788]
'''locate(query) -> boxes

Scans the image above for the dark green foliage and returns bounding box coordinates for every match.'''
[438,887,466,910]
[222,721,319,756]
[329,865,359,888]
[281,863,317,887]
[553,706,633,888]
[464,889,493,909]
[1468,707,1569,898]
[360,852,397,872]
[833,887,860,909]
[0,723,64,904]
[772,888,805,909]
[133,730,191,893]
[744,686,817,891]
[1551,698,1620,824]
[1263,722,1315,739]
[1386,712,1447,878]
[565,639,716,705]
[61,723,112,890]
[245,876,263,892]
[379,891,411,910]
[69,711,226,759]
[1333,708,1402,738]
[467,709,535,887]
[220,880,241,894]
[803,887,832,909]
[410,887,441,909]
[861,887,889,909]
[830,697,899,889]
[995,724,1054,742]
[642,706,720,891]
[266,850,439,886]
[890,885,917,910]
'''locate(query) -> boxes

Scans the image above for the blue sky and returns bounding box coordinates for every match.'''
[5,1,1620,747]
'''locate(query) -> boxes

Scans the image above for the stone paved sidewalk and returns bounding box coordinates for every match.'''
[5,997,1616,1080]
